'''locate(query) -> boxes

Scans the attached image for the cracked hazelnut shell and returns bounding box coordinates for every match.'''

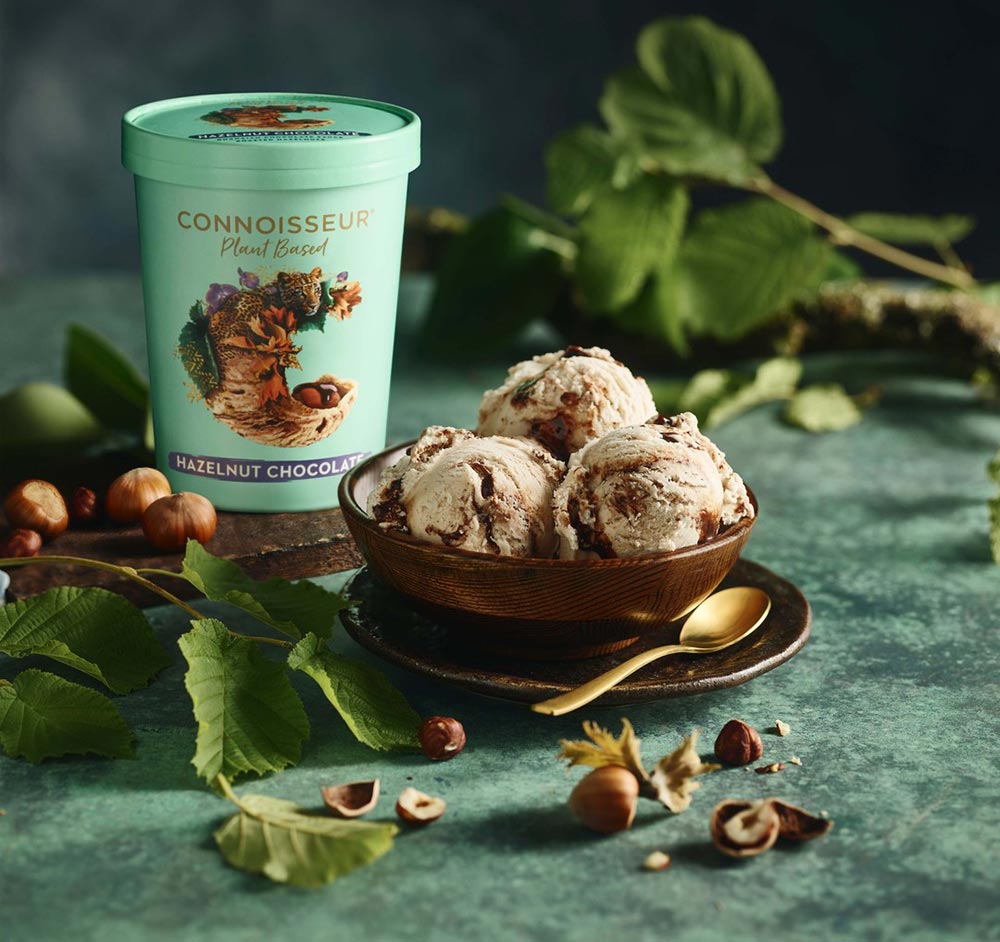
[770,800,833,841]
[4,480,69,541]
[710,799,781,858]
[714,719,763,766]
[396,787,446,825]
[321,779,380,818]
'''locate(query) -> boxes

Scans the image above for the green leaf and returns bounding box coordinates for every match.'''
[178,619,309,783]
[681,199,833,339]
[545,125,640,216]
[679,357,802,429]
[845,212,975,246]
[420,205,569,358]
[784,384,863,432]
[988,447,1000,487]
[0,669,134,762]
[180,541,348,641]
[613,268,692,355]
[65,324,149,434]
[0,587,169,694]
[989,496,1000,565]
[177,320,219,398]
[576,174,688,312]
[214,791,397,888]
[601,16,782,183]
[288,634,420,752]
[824,251,862,282]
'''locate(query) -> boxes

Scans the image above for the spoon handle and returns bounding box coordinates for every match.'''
[530,644,692,716]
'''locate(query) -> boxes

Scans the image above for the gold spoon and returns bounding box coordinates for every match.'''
[530,587,772,717]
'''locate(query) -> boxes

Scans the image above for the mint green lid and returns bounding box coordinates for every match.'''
[122,93,420,190]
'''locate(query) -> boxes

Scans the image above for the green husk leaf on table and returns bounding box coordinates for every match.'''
[214,790,398,888]
[663,357,802,429]
[784,383,864,432]
[65,323,149,434]
[845,212,975,247]
[180,541,349,641]
[576,173,688,312]
[600,16,782,184]
[545,124,640,216]
[0,587,169,694]
[288,634,421,752]
[0,669,135,762]
[680,199,834,340]
[178,619,310,784]
[420,205,568,357]
[0,382,104,452]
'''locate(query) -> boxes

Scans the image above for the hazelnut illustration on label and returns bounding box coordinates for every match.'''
[176,265,363,447]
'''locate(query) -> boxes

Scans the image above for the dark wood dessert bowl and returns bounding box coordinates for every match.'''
[339,442,757,660]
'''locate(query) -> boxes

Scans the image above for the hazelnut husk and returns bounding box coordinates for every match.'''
[106,467,171,524]
[141,492,217,551]
[418,716,467,761]
[321,779,380,819]
[710,798,832,858]
[1,528,42,558]
[3,480,69,541]
[68,486,100,526]
[395,787,446,825]
[568,766,639,835]
[714,719,763,766]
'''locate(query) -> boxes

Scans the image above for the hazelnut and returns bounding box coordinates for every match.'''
[106,467,171,523]
[321,779,380,819]
[292,382,341,410]
[3,480,69,541]
[68,486,100,526]
[568,766,639,835]
[141,492,217,551]
[1,528,42,558]
[714,719,763,766]
[418,716,466,761]
[709,799,781,858]
[395,787,446,825]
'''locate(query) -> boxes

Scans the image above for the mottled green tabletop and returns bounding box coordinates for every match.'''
[2,276,999,942]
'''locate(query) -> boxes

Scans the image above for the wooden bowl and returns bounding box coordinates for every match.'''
[338,442,757,660]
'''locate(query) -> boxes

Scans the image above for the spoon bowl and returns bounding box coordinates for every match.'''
[531,587,772,716]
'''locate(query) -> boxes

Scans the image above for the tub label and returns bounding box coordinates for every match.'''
[169,450,371,482]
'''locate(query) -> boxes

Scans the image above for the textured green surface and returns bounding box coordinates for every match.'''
[1,275,999,941]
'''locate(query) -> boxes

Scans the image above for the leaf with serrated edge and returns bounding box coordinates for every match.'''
[0,669,134,762]
[0,587,169,693]
[784,384,863,433]
[679,357,802,429]
[845,212,974,247]
[288,634,420,752]
[65,323,149,434]
[214,792,397,888]
[601,16,781,184]
[681,199,833,340]
[180,540,348,641]
[179,619,309,783]
[546,125,637,216]
[577,174,688,312]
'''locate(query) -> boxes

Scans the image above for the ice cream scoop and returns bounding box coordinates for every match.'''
[367,426,565,557]
[552,414,754,559]
[476,346,657,459]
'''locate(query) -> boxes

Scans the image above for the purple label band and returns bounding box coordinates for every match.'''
[169,451,371,482]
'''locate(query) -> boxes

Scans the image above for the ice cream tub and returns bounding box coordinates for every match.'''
[122,93,420,511]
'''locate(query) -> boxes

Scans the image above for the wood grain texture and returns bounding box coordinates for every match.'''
[339,443,758,659]
[341,559,810,704]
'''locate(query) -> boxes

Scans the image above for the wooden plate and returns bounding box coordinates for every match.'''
[341,558,810,705]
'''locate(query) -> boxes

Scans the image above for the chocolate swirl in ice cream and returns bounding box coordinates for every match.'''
[552,413,754,559]
[367,426,565,557]
[477,346,656,460]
